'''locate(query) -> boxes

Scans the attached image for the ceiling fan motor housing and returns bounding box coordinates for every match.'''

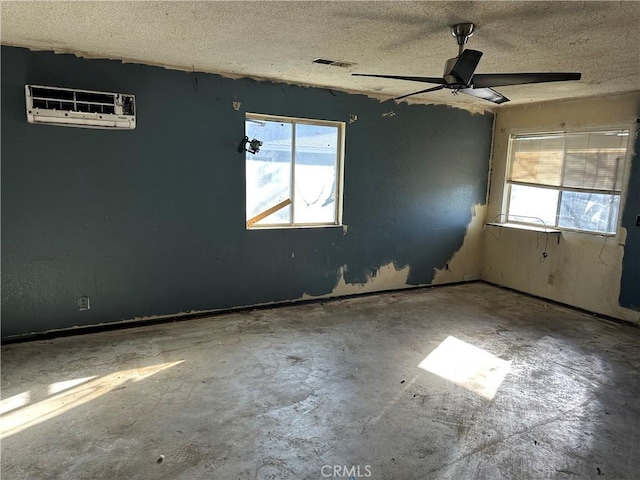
[442,49,483,88]
[443,57,465,87]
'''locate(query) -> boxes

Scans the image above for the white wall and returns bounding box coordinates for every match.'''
[482,92,640,323]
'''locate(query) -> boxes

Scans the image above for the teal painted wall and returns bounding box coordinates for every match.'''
[620,127,640,311]
[1,46,493,339]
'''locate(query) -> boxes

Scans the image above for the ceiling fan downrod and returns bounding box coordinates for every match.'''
[451,23,475,55]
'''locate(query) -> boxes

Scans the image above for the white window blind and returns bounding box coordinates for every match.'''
[509,131,627,193]
[506,129,629,234]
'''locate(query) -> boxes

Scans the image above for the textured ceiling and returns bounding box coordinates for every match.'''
[1,1,639,109]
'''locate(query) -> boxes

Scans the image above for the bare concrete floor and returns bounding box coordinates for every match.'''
[2,283,640,480]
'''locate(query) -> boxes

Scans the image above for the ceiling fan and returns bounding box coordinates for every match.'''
[352,23,581,104]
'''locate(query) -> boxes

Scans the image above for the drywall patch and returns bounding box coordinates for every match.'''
[301,262,410,300]
[432,203,486,285]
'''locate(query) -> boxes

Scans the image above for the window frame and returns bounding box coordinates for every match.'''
[245,112,345,230]
[502,126,632,236]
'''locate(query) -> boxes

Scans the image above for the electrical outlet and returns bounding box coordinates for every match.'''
[547,275,555,286]
[78,296,90,311]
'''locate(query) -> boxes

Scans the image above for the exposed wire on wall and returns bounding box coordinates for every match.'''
[487,213,552,262]
[485,213,504,243]
[539,233,549,263]
[533,231,550,263]
[598,236,609,265]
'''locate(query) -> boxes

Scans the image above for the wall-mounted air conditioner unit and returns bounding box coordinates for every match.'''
[25,85,136,130]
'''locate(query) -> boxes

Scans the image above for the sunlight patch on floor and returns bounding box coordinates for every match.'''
[0,360,183,439]
[0,391,31,416]
[48,376,98,395]
[418,336,511,400]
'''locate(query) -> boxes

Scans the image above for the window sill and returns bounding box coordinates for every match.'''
[486,222,617,238]
[485,222,562,234]
[486,222,563,244]
[247,224,344,231]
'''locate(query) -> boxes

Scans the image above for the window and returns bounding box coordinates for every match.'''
[505,129,630,234]
[245,113,344,228]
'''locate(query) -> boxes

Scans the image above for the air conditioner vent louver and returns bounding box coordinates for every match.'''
[25,85,136,130]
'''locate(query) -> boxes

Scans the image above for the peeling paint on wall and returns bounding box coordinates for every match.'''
[3,43,496,114]
[0,46,493,338]
[301,262,411,300]
[483,92,640,323]
[432,204,486,285]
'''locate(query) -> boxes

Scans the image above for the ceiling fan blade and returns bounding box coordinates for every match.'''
[459,87,510,104]
[352,74,446,84]
[393,85,445,101]
[450,49,483,85]
[472,72,581,88]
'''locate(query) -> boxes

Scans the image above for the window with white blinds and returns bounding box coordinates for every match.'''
[506,129,629,234]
